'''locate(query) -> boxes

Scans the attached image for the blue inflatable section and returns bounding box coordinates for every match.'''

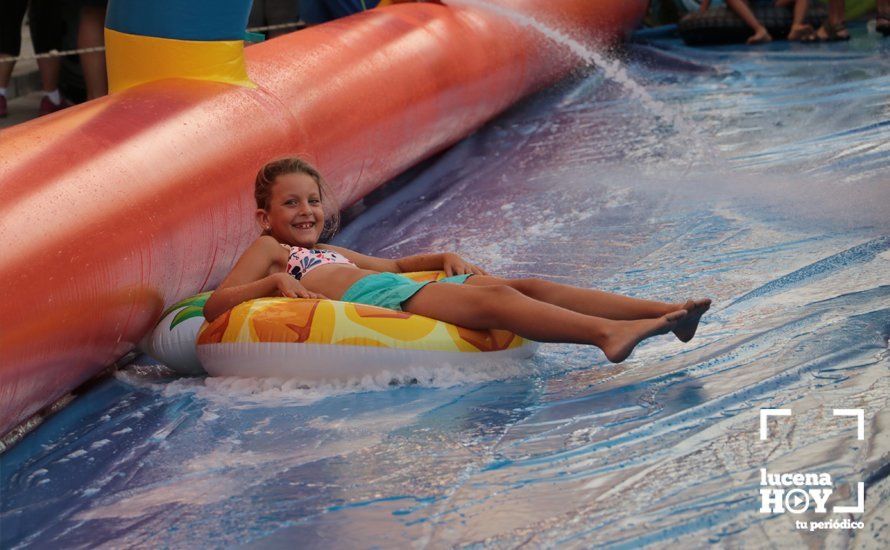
[106,0,252,41]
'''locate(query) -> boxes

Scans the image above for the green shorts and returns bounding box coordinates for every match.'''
[341,272,473,311]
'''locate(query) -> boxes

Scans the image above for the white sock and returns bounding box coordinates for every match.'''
[45,89,61,105]
[0,87,7,97]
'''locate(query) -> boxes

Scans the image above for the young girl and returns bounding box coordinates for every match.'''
[203,158,712,363]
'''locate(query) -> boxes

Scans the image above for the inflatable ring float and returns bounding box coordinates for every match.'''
[140,271,537,379]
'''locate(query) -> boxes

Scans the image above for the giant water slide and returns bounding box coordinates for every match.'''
[0,0,646,439]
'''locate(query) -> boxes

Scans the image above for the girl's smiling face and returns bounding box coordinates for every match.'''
[258,173,325,247]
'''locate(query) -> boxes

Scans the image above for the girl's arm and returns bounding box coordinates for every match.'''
[203,237,323,322]
[396,252,488,276]
[319,245,488,276]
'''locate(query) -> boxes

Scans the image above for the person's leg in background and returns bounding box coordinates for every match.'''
[725,0,773,44]
[777,0,816,41]
[877,0,890,36]
[267,0,301,38]
[250,0,301,39]
[77,0,107,100]
[0,0,29,117]
[300,0,383,25]
[814,0,849,41]
[30,0,73,114]
[299,0,336,25]
[298,0,427,26]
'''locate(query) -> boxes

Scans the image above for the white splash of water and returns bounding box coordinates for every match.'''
[444,0,703,147]
[118,357,542,408]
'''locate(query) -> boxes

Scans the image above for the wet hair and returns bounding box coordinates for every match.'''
[254,157,340,241]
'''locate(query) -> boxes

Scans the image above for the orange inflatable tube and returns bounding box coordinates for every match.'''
[0,1,646,437]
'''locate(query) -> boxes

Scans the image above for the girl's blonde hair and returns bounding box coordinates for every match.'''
[254,157,341,241]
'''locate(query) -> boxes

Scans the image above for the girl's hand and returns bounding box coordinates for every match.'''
[443,253,489,276]
[272,273,327,300]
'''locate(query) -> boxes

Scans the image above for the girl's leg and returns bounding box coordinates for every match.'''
[726,0,772,43]
[403,283,687,363]
[465,275,676,320]
[465,275,711,343]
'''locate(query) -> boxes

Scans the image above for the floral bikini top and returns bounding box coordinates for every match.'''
[283,244,355,280]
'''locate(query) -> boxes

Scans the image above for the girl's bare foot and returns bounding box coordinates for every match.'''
[673,298,712,343]
[601,310,687,364]
[747,28,773,45]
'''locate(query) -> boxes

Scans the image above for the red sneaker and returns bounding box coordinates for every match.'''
[39,95,73,116]
[0,95,7,118]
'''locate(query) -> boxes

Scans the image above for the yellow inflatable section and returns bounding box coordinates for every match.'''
[105,28,255,93]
